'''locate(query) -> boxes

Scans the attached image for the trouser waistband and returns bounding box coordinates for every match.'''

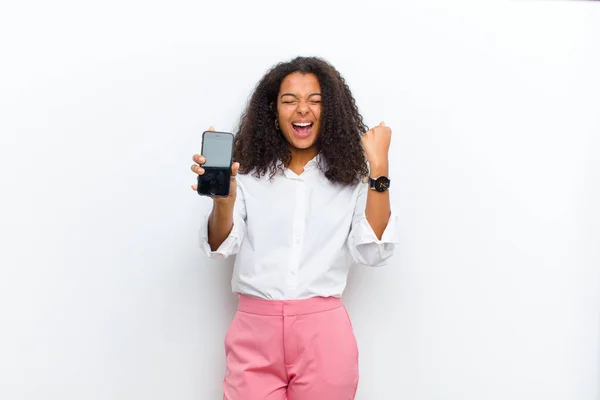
[237,294,343,316]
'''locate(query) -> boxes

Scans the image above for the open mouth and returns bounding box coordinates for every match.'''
[291,122,314,138]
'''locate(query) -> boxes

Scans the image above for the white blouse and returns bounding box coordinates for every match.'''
[199,155,398,300]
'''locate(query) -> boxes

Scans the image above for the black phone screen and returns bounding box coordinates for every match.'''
[197,131,234,197]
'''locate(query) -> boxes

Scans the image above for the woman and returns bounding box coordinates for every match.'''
[190,56,397,400]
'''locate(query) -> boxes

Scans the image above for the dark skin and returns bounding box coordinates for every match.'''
[191,72,391,249]
[275,72,322,174]
[191,126,240,251]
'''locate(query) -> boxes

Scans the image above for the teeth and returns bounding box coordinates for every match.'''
[293,122,312,127]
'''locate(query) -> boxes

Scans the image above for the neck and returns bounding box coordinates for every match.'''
[288,146,318,174]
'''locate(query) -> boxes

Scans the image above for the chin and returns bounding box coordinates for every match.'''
[288,134,317,149]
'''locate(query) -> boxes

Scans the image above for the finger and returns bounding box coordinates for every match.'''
[208,126,216,132]
[193,154,206,165]
[190,164,205,175]
[191,184,198,191]
[379,121,385,126]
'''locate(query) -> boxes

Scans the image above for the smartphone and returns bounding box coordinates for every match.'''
[197,130,234,197]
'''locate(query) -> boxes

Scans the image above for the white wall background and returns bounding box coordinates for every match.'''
[1,0,599,399]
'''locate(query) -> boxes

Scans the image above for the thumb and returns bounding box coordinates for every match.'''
[232,161,240,176]
[379,121,385,127]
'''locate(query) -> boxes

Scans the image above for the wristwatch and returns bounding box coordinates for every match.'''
[369,176,391,192]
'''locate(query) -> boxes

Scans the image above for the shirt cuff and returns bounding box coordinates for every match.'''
[352,210,399,246]
[348,211,399,267]
[198,210,245,259]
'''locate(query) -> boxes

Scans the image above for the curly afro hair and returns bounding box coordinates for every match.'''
[233,56,369,186]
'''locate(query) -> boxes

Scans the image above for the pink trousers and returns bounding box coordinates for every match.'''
[223,295,359,400]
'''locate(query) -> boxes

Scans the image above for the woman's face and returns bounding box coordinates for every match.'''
[276,72,322,152]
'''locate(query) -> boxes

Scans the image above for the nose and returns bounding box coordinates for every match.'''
[296,101,309,115]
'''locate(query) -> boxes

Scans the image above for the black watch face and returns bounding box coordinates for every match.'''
[374,177,390,192]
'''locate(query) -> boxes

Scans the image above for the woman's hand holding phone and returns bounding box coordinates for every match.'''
[191,126,239,206]
[192,126,239,250]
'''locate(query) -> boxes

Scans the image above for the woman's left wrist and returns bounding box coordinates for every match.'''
[369,160,389,177]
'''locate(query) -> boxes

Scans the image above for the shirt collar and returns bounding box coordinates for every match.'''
[282,153,324,179]
[304,153,323,171]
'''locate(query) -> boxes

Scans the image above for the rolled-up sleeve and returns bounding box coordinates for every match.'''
[198,180,247,259]
[347,182,399,267]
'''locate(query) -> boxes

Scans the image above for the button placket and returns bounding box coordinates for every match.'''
[293,179,306,248]
[287,178,306,290]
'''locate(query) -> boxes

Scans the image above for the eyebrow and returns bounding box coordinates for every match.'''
[280,92,322,99]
